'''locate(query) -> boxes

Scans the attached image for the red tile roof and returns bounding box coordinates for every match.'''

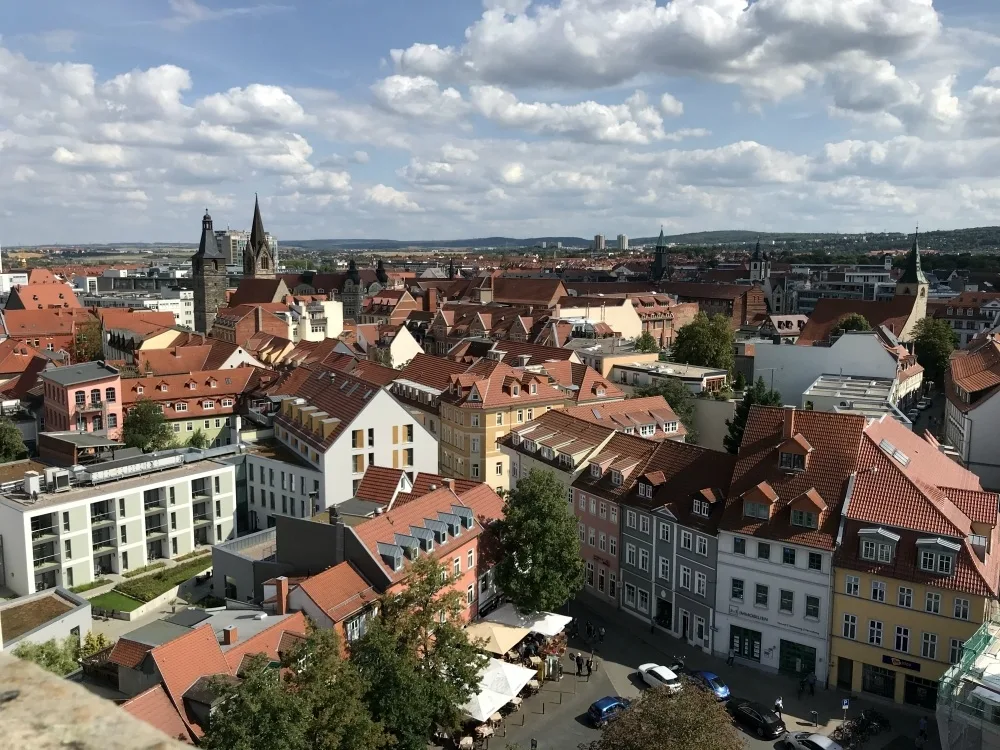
[395,353,470,391]
[564,396,686,440]
[950,338,1000,397]
[350,360,397,387]
[4,308,95,337]
[0,339,44,376]
[296,563,375,623]
[355,466,405,505]
[441,358,563,410]
[107,638,153,669]
[122,367,255,419]
[796,297,917,346]
[120,685,193,744]
[571,431,660,501]
[6,282,81,310]
[150,625,231,737]
[136,345,212,375]
[538,361,623,404]
[222,611,308,673]
[228,278,288,307]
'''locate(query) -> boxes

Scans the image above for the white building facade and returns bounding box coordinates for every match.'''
[0,456,236,596]
[714,531,834,682]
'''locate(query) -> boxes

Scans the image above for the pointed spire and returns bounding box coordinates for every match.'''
[249,193,266,251]
[448,257,455,279]
[193,209,223,259]
[656,225,666,249]
[898,225,927,285]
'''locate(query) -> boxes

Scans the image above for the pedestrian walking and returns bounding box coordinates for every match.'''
[773,697,783,719]
[806,671,816,696]
[586,659,593,677]
[726,648,736,667]
[598,626,606,643]
[586,621,593,639]
[576,654,584,676]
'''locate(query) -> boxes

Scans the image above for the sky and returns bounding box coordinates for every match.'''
[2,0,1000,244]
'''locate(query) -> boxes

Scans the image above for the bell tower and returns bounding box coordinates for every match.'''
[192,210,227,333]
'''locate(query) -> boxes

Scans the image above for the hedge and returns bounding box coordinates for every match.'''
[69,578,111,594]
[175,549,211,562]
[122,562,167,579]
[114,557,212,603]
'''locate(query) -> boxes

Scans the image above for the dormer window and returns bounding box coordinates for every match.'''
[524,440,536,453]
[512,385,520,396]
[159,384,168,392]
[611,470,623,487]
[791,509,818,529]
[530,383,537,395]
[558,454,572,466]
[137,386,144,395]
[640,424,655,437]
[917,538,959,574]
[693,498,710,517]
[596,387,606,397]
[743,501,769,519]
[541,446,554,459]
[469,391,480,401]
[638,483,652,499]
[664,421,678,433]
[779,452,805,471]
[861,540,892,563]
[512,433,522,446]
[590,463,602,478]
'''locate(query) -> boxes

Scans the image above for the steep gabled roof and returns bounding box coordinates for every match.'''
[297,562,375,623]
[150,625,231,737]
[796,297,917,346]
[395,353,470,391]
[5,282,81,310]
[537,361,623,404]
[121,685,193,744]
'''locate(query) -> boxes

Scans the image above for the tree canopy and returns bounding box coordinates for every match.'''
[121,399,174,453]
[13,635,81,676]
[724,376,783,454]
[0,418,27,463]
[202,630,388,750]
[72,317,103,363]
[631,377,697,443]
[836,313,872,332]
[494,469,584,613]
[188,428,209,449]
[632,330,659,353]
[582,683,742,750]
[671,312,735,372]
[913,317,958,385]
[351,556,487,750]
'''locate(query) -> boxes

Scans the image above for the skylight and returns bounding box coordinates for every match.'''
[878,438,910,467]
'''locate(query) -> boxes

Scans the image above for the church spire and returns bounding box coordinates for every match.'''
[249,193,266,252]
[194,209,223,259]
[898,225,927,285]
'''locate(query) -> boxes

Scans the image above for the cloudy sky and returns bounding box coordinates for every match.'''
[2,0,1000,244]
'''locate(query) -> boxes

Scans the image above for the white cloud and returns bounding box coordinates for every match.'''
[197,84,310,127]
[364,184,422,212]
[659,93,684,117]
[500,162,525,185]
[371,75,468,121]
[160,0,290,31]
[281,170,352,194]
[351,150,370,164]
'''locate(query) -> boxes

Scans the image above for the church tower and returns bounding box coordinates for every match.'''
[749,238,770,283]
[651,227,670,281]
[192,210,227,334]
[895,228,929,334]
[243,195,275,279]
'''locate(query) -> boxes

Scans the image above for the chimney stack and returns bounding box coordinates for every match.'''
[222,625,238,645]
[444,478,455,492]
[275,576,289,615]
[781,407,796,440]
[426,287,438,314]
[256,305,264,333]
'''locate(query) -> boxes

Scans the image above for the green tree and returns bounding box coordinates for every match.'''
[351,556,488,750]
[631,377,698,443]
[371,348,394,369]
[13,635,80,676]
[582,682,741,750]
[0,418,27,462]
[81,631,112,658]
[72,317,103,363]
[121,399,174,453]
[733,370,747,390]
[632,330,659,353]
[494,469,585,613]
[671,312,735,372]
[836,312,872,332]
[724,376,783,454]
[913,317,958,385]
[188,428,209,449]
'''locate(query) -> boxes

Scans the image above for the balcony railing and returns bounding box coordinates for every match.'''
[91,538,116,553]
[143,501,164,513]
[31,526,58,543]
[76,400,107,413]
[191,487,211,499]
[90,511,115,525]
[192,514,211,525]
[32,552,60,571]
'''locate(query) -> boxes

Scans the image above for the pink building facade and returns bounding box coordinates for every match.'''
[571,485,621,607]
[42,362,124,439]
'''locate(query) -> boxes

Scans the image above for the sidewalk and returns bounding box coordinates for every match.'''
[568,596,940,750]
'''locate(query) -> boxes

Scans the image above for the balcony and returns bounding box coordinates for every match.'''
[191,482,212,500]
[91,537,116,554]
[32,550,60,573]
[143,500,164,513]
[30,526,58,545]
[90,511,115,528]
[76,400,106,413]
[192,514,212,527]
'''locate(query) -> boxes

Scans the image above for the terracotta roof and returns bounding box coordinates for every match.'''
[571,432,659,501]
[537,361,623,404]
[0,339,44,376]
[222,611,308,673]
[502,409,615,466]
[950,339,1000,395]
[481,339,576,367]
[441,358,563,410]
[26,268,57,284]
[721,407,867,550]
[150,625,231,737]
[395,353,472,391]
[796,297,917,346]
[98,308,177,331]
[6,282,81,310]
[228,278,287,307]
[355,466,405,505]
[4,308,94,337]
[351,360,397,387]
[136,345,212,375]
[120,685,193,744]
[107,638,153,669]
[122,367,254,420]
[658,281,753,301]
[297,563,375,623]
[564,396,686,440]
[412,473,481,499]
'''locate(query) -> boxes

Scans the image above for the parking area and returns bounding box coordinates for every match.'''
[492,598,942,750]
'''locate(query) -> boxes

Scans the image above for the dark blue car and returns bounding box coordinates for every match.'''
[588,696,631,727]
[689,670,730,700]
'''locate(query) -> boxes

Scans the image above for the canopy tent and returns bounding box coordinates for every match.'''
[484,603,572,638]
[460,658,537,722]
[465,621,530,656]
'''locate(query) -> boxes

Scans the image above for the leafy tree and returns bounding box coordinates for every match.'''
[836,312,872,332]
[582,682,741,750]
[188,428,209,449]
[351,556,488,750]
[913,317,958,385]
[671,312,735,372]
[724,376,783,454]
[13,635,81,676]
[0,418,27,462]
[203,630,387,750]
[631,377,698,443]
[372,347,394,369]
[494,469,585,613]
[72,317,103,363]
[733,371,747,390]
[632,330,659,353]
[81,631,112,658]
[121,399,174,453]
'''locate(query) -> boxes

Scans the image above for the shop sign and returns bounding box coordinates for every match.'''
[882,654,921,672]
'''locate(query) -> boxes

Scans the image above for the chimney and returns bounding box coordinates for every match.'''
[426,287,438,314]
[781,407,796,440]
[256,305,264,333]
[222,625,238,646]
[444,478,455,492]
[275,576,289,615]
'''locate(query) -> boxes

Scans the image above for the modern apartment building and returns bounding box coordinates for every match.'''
[0,454,236,596]
[41,362,124,438]
[830,418,999,707]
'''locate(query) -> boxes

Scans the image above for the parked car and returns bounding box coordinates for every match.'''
[689,670,730,700]
[918,398,932,410]
[906,408,919,422]
[588,696,631,727]
[780,732,844,750]
[638,663,682,692]
[726,698,787,739]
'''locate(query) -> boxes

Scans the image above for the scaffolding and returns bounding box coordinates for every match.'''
[937,615,1000,750]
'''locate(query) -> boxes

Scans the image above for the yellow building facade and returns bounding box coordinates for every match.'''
[830,567,989,707]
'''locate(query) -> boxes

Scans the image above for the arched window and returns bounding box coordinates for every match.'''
[105,387,116,403]
[90,388,101,404]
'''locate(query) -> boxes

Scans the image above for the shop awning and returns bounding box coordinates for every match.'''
[460,658,537,723]
[465,621,530,656]
[484,603,572,638]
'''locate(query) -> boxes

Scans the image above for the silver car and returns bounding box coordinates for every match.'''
[780,732,845,750]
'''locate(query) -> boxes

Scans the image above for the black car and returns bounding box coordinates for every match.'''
[726,698,787,739]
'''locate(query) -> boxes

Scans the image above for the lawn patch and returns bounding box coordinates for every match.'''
[114,557,212,603]
[89,591,142,613]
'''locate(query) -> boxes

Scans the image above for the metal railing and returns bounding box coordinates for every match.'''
[90,511,115,524]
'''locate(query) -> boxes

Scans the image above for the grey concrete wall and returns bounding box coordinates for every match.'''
[690,397,736,452]
[275,515,342,574]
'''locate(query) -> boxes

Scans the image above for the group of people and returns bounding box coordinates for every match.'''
[571,652,595,677]
[568,618,605,645]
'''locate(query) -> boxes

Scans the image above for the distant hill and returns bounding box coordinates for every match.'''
[285,237,592,250]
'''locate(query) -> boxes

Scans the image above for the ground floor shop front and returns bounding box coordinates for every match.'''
[715,609,829,683]
[830,638,941,709]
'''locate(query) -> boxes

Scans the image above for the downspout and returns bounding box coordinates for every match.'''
[827,472,856,690]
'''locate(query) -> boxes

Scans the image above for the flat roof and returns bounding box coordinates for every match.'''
[0,458,230,512]
[313,498,382,526]
[245,439,316,471]
[120,619,193,648]
[200,610,294,652]
[563,338,647,355]
[803,373,895,400]
[40,362,119,387]
[614,361,729,378]
[0,589,85,644]
[41,432,125,449]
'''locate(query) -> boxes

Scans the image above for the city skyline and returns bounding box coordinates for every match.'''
[2,0,999,245]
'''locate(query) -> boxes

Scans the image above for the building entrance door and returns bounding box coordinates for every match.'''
[681,610,690,640]
[837,658,854,690]
[862,664,896,699]
[656,597,672,630]
[779,640,817,677]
